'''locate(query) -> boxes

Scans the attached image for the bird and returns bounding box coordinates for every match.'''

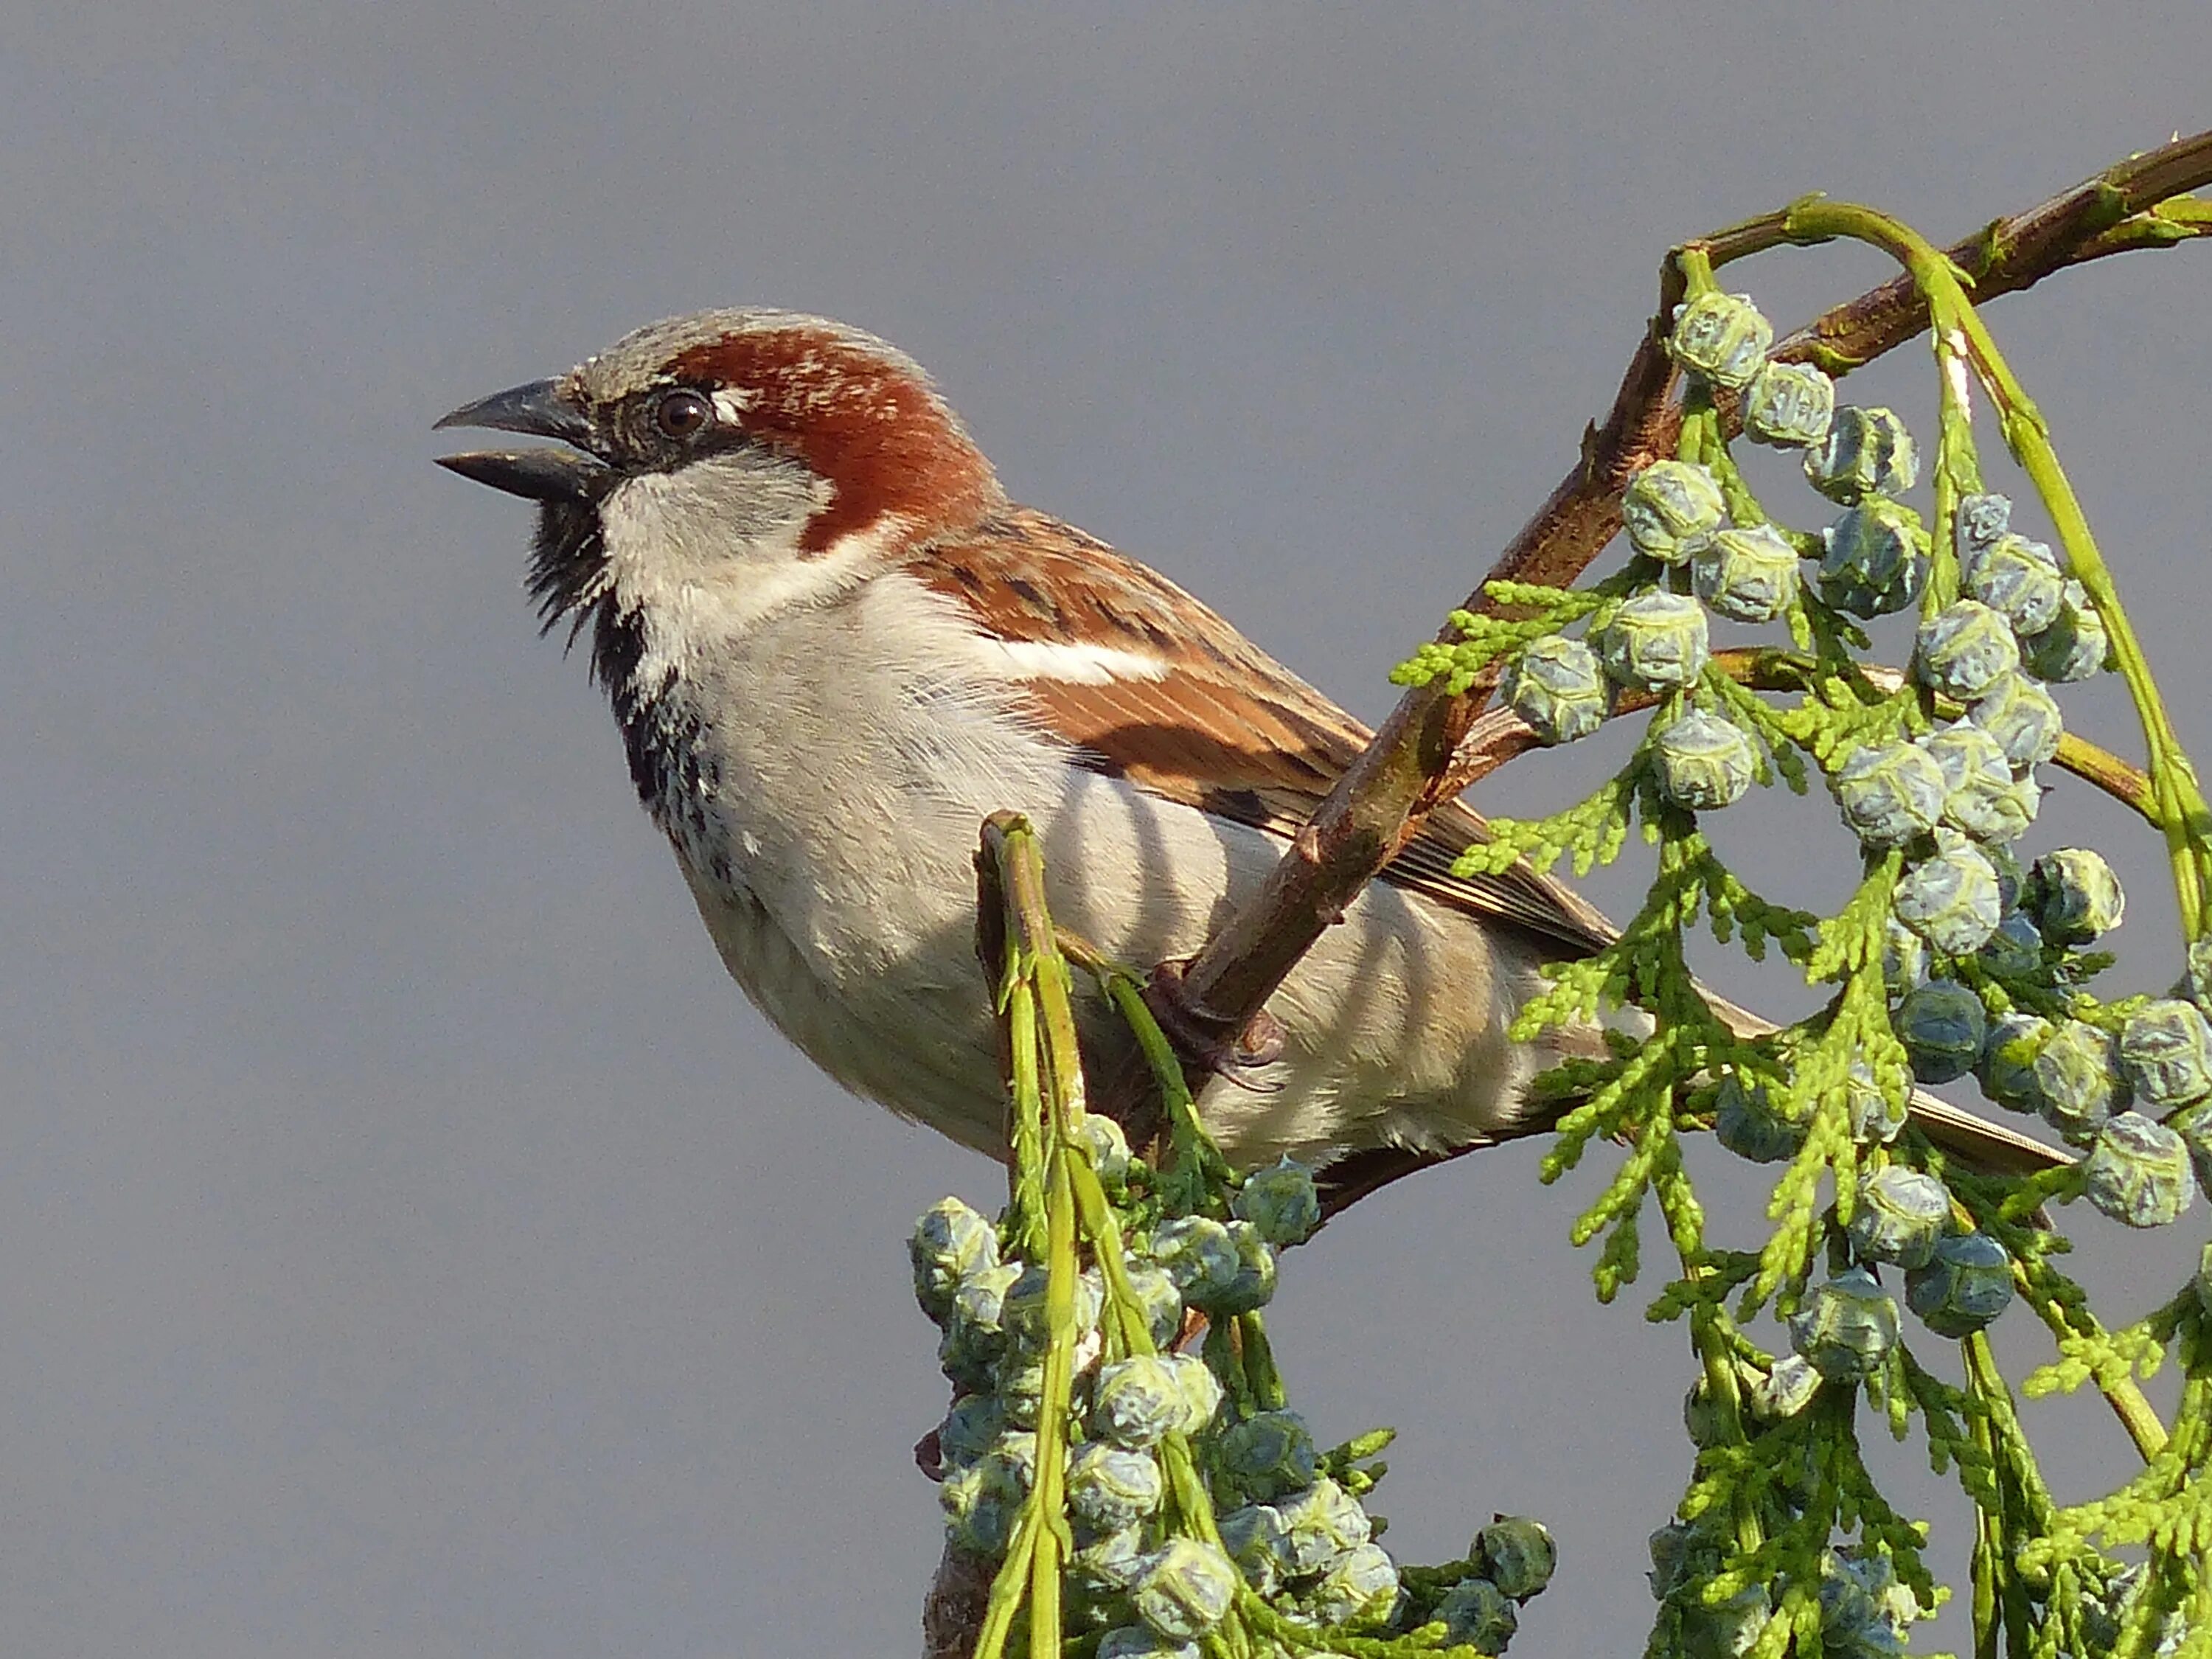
[434,307,2061,1199]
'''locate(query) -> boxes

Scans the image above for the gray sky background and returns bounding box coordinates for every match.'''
[5,7,2210,1656]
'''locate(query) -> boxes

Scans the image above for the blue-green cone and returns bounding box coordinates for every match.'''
[1895,980,1987,1085]
[1972,776,2039,846]
[950,1260,1020,1332]
[2076,1568,2151,1659]
[1986,839,2027,912]
[938,1261,1022,1391]
[1714,1072,1804,1164]
[1789,1266,1901,1382]
[1217,1503,1293,1599]
[999,1259,1102,1352]
[1978,911,2045,979]
[1848,1167,1951,1268]
[1681,1375,1728,1450]
[1921,718,2009,795]
[1747,1354,1823,1422]
[1882,917,1927,993]
[1071,1110,1133,1184]
[1894,842,2003,956]
[1309,1541,1400,1627]
[1742,359,1836,448]
[1655,711,1757,810]
[1130,1537,1240,1641]
[1212,1409,1318,1502]
[1806,407,1919,504]
[1121,1260,1186,1352]
[1091,1355,1190,1450]
[1434,1578,1519,1654]
[1275,1478,1374,1575]
[943,1431,1036,1557]
[2118,998,2212,1109]
[1832,740,1946,848]
[1163,1353,1224,1436]
[936,1394,1006,1471]
[2031,1019,2126,1144]
[1149,1215,1242,1308]
[1502,636,1607,745]
[1805,1557,1876,1646]
[1955,493,2013,556]
[1820,1548,1918,1650]
[1668,291,1773,389]
[1475,1516,1558,1600]
[1232,1156,1323,1246]
[1966,671,2065,773]
[2021,580,2111,683]
[939,1460,1016,1557]
[1923,720,2037,844]
[1914,600,2022,703]
[1068,1441,1165,1535]
[1599,591,1710,692]
[2029,846,2126,945]
[1963,533,2065,636]
[1691,524,1800,622]
[2184,936,2212,1013]
[1096,1627,1198,1659]
[994,1353,1048,1429]
[1621,460,1728,563]
[1646,1520,1711,1602]
[1683,1587,1773,1658]
[2084,1111,2194,1228]
[2173,1102,2212,1202]
[1847,1062,1910,1145]
[911,1197,999,1321]
[1077,1530,1153,1593]
[1905,1232,2014,1337]
[1199,1220,1277,1315]
[933,1328,997,1399]
[1820,497,1927,617]
[1978,1011,2051,1113]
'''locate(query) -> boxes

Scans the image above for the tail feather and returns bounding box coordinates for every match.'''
[1905,1086,2067,1177]
[1700,988,2069,1178]
[1307,988,2069,1219]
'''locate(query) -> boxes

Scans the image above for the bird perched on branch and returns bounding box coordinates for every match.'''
[437,309,2060,1197]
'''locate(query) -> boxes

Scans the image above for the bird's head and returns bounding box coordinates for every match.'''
[435,309,1005,640]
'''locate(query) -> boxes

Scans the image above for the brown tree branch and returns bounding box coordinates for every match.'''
[1105,131,2212,1164]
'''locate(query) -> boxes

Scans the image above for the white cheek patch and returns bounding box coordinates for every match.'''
[599,470,880,645]
[967,638,1172,686]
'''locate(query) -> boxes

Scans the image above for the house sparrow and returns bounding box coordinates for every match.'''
[436,308,2059,1187]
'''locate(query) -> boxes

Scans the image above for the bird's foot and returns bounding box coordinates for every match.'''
[1143,959,1285,1091]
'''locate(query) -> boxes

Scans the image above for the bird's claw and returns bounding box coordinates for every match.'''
[1144,959,1285,1091]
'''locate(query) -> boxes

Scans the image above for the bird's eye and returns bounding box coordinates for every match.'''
[654,388,714,439]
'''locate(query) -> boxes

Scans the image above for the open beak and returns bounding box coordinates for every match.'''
[434,378,611,502]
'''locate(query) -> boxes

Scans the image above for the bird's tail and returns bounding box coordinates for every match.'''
[1899,1085,2066,1176]
[1696,986,2067,1177]
[1310,990,2066,1217]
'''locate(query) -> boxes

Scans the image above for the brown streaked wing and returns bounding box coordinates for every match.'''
[915,509,1619,959]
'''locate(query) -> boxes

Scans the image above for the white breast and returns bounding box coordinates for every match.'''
[599,539,1546,1167]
